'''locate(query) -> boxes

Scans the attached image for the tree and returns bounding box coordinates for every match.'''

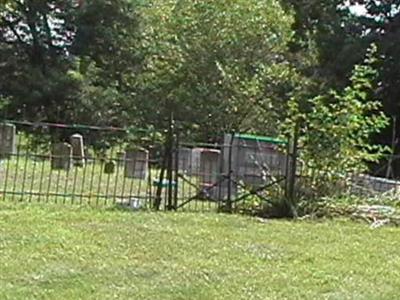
[282,0,368,87]
[0,0,77,119]
[282,0,400,176]
[342,1,400,175]
[0,0,142,127]
[135,0,298,141]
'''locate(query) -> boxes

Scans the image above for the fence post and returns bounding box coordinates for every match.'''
[286,123,299,217]
[153,113,175,211]
[166,113,174,210]
[226,132,235,212]
[173,129,179,210]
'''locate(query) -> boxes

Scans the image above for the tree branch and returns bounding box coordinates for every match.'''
[1,16,28,48]
[43,12,54,49]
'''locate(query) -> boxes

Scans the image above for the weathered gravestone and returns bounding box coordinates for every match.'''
[0,123,16,158]
[124,148,149,179]
[70,134,85,166]
[191,148,224,199]
[51,143,72,171]
[223,134,287,188]
[172,147,192,173]
[116,151,126,167]
[104,161,116,174]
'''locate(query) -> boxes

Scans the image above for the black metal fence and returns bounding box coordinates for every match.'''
[0,120,295,211]
[1,119,398,212]
[0,121,157,206]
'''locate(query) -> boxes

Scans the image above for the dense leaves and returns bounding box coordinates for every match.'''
[0,0,397,175]
[0,0,142,126]
[136,0,297,139]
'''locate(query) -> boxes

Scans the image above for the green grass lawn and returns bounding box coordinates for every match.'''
[1,203,400,300]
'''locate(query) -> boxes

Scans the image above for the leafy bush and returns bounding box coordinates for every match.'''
[283,45,389,199]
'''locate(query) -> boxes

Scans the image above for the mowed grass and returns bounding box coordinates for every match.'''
[1,203,400,300]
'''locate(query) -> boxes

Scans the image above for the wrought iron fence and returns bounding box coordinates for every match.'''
[0,120,293,211]
[2,119,398,212]
[0,121,157,206]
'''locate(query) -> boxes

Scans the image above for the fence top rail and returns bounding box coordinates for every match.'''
[234,133,288,145]
[0,120,153,133]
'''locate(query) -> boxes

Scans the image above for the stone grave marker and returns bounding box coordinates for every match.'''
[192,148,225,200]
[124,148,149,179]
[223,134,287,189]
[0,123,16,158]
[51,142,72,171]
[116,151,126,167]
[70,134,85,166]
[172,147,192,173]
[104,161,116,174]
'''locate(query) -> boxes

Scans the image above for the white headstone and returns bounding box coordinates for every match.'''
[124,148,149,179]
[70,134,85,166]
[51,142,72,171]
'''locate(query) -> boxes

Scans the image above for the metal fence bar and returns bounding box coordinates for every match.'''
[2,149,11,200]
[112,148,122,205]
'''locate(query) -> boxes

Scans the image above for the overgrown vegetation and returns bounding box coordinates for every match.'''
[281,45,389,203]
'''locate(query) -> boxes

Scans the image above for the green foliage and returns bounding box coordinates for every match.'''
[0,0,301,142]
[284,0,400,175]
[1,0,397,178]
[136,0,297,138]
[0,0,142,128]
[284,45,389,196]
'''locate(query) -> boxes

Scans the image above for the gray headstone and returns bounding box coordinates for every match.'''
[116,151,126,167]
[124,148,149,179]
[223,134,287,188]
[0,123,16,158]
[198,149,221,184]
[51,143,72,170]
[104,161,116,174]
[172,147,192,173]
[70,134,85,166]
[192,148,225,200]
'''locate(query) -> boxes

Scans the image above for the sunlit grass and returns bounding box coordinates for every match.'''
[1,202,400,299]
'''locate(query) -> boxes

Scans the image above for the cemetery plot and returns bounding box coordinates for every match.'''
[0,125,155,205]
[0,127,208,209]
[0,151,155,205]
[0,121,293,211]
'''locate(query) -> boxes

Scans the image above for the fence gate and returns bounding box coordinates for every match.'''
[164,132,293,212]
